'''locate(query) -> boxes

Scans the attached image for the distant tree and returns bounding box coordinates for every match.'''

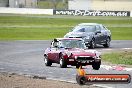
[50,0,61,9]
[63,0,68,9]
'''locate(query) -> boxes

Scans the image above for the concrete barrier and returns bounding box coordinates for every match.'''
[131,11,132,17]
[0,7,53,15]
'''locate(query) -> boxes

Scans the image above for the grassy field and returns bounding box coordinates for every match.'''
[0,15,132,40]
[102,51,132,65]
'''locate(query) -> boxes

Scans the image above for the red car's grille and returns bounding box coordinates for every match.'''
[76,56,94,61]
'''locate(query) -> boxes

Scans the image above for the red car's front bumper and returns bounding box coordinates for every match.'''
[66,57,101,66]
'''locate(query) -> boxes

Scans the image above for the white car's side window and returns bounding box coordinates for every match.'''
[96,25,101,31]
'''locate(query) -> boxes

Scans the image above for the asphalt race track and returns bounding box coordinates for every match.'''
[0,40,132,88]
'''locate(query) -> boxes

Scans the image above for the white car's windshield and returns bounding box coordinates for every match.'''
[59,40,86,49]
[72,25,96,32]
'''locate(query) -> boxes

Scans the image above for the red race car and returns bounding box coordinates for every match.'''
[44,38,101,70]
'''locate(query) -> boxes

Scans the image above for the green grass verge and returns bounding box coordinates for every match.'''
[0,15,132,40]
[0,27,69,40]
[109,27,132,40]
[102,51,132,65]
[0,15,132,26]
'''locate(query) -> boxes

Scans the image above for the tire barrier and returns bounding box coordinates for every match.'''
[76,67,131,85]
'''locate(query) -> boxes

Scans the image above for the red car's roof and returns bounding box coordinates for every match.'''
[56,38,82,40]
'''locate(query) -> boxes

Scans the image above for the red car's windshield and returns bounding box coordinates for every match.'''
[59,40,86,49]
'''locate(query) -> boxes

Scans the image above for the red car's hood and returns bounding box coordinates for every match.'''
[65,48,97,57]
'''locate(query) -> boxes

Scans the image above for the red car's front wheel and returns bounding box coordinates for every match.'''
[60,57,67,68]
[92,61,101,70]
[44,55,52,66]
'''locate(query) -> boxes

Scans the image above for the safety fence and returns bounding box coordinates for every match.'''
[0,7,53,15]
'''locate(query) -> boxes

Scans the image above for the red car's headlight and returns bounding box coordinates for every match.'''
[75,56,77,59]
[67,52,73,57]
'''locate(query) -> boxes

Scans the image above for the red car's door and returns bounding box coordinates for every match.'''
[48,47,60,63]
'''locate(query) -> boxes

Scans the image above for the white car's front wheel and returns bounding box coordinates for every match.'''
[89,39,95,49]
[103,38,110,48]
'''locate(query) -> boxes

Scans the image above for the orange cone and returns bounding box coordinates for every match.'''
[77,66,86,76]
